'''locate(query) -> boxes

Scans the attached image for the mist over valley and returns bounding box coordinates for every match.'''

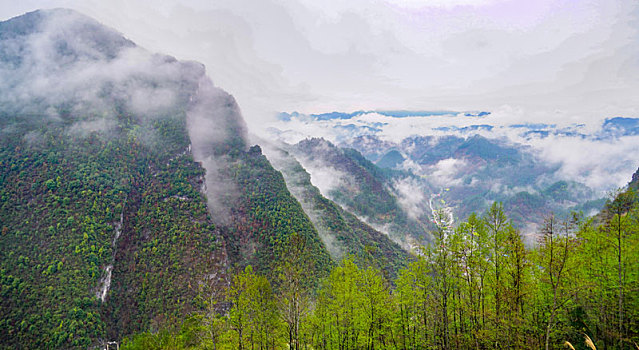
[0,4,638,349]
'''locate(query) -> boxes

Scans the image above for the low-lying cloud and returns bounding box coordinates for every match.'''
[426,158,468,188]
[258,140,347,260]
[391,177,427,221]
[269,110,639,192]
[0,8,250,225]
[1,10,195,133]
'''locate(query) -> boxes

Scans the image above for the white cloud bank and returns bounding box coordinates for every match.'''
[1,0,637,132]
[0,8,249,225]
[268,108,639,192]
[2,1,637,192]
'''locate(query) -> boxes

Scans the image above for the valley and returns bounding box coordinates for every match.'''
[0,6,638,350]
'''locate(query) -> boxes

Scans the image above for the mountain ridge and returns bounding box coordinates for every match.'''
[0,9,412,348]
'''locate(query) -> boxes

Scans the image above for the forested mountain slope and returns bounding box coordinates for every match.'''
[292,138,430,246]
[0,83,227,347]
[219,145,332,279]
[122,175,639,350]
[261,143,410,279]
[0,9,395,348]
[0,8,231,347]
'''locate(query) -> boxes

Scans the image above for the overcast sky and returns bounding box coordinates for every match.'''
[1,0,638,128]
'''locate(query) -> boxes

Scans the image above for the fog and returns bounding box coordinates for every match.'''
[2,0,637,133]
[1,2,637,224]
[269,110,639,192]
[0,8,249,224]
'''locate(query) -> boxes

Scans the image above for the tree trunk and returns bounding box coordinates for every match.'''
[618,216,623,350]
[545,289,558,350]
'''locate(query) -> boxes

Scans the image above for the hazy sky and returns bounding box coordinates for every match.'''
[1,0,638,128]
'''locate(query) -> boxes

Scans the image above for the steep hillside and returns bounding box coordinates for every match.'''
[344,134,604,229]
[0,9,339,348]
[0,9,234,347]
[220,145,333,280]
[292,138,430,245]
[262,143,410,279]
[0,98,226,348]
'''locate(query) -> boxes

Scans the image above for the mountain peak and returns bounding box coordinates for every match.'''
[0,8,135,67]
[0,7,247,158]
[3,8,122,34]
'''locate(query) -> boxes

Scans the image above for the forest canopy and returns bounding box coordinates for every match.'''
[121,193,639,350]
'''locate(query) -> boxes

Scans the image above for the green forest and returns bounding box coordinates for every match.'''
[1,111,637,349]
[122,195,639,350]
[2,7,638,350]
[0,114,224,348]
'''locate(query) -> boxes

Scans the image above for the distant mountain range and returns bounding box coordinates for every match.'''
[275,110,639,140]
[277,110,491,121]
[267,110,639,234]
[1,8,637,349]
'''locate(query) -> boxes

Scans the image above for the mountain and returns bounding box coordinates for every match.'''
[268,110,639,231]
[261,142,410,279]
[0,9,407,348]
[341,134,604,230]
[280,131,605,234]
[291,138,431,247]
[0,8,233,347]
[629,167,639,191]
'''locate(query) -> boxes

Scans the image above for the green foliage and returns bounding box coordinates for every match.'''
[3,109,638,350]
[124,195,639,349]
[226,265,281,350]
[223,147,333,283]
[306,259,393,350]
[295,138,428,242]
[121,316,211,350]
[0,113,220,348]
